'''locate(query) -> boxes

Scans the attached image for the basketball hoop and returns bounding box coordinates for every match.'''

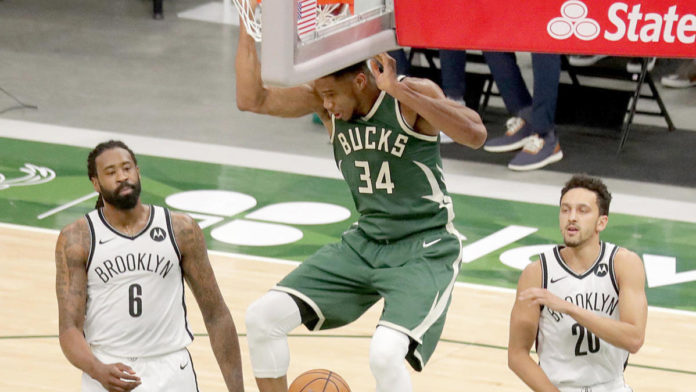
[249,0,397,86]
[232,0,354,42]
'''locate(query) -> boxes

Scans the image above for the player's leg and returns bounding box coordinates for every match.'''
[245,290,303,392]
[246,237,380,392]
[372,227,462,372]
[369,326,413,392]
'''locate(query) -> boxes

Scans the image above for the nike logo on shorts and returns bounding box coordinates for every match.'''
[180,361,189,370]
[423,238,441,248]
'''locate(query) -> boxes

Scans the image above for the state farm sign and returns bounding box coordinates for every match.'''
[548,1,695,44]
[395,0,696,57]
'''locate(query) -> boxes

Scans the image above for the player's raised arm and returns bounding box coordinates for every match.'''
[508,261,560,392]
[368,52,487,149]
[235,19,324,118]
[56,219,141,392]
[174,212,244,392]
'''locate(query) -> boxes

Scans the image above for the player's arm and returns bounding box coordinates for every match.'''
[368,52,486,148]
[235,18,327,123]
[508,261,560,392]
[174,213,244,392]
[55,219,141,392]
[519,249,647,353]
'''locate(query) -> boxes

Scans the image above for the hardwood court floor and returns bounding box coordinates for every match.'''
[1,224,694,391]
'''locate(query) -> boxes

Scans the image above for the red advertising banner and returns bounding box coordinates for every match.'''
[394,0,696,58]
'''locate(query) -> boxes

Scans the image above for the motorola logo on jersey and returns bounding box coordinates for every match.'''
[595,263,608,277]
[548,1,696,44]
[150,227,167,242]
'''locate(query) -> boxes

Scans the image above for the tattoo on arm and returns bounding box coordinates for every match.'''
[55,219,90,333]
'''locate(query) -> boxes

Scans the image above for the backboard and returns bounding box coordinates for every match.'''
[259,0,399,86]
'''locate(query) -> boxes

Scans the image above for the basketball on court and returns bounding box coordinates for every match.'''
[288,369,351,392]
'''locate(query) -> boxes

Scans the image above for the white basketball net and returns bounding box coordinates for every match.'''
[232,0,352,42]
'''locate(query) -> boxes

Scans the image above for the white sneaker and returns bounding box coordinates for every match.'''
[661,60,696,88]
[568,55,609,67]
[626,57,656,73]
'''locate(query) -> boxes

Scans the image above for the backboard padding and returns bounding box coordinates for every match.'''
[260,0,399,86]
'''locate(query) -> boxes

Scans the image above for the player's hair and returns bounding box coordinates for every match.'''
[327,60,371,80]
[561,174,612,216]
[87,140,137,209]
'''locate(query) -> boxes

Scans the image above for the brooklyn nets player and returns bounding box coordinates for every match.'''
[509,174,647,392]
[55,140,243,392]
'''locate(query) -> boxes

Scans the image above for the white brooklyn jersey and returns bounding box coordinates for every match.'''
[84,205,193,357]
[537,242,629,389]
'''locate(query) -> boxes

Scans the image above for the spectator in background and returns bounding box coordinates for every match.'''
[388,49,410,75]
[438,50,468,143]
[661,58,696,88]
[439,50,468,103]
[568,55,658,74]
[482,52,563,171]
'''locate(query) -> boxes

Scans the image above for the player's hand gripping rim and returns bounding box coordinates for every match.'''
[368,52,399,94]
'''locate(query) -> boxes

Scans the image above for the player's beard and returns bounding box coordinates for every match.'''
[563,224,590,248]
[100,179,141,210]
[563,235,582,248]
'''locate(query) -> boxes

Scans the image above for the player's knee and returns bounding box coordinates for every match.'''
[245,291,300,342]
[369,327,409,373]
[245,300,270,341]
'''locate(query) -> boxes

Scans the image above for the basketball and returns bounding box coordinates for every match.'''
[288,369,351,392]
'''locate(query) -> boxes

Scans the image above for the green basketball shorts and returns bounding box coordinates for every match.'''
[274,224,463,371]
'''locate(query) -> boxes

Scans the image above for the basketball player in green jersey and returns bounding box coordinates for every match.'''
[236,24,486,392]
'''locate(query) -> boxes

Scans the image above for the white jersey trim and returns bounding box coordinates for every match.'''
[360,90,386,122]
[85,215,96,271]
[164,208,182,260]
[552,242,607,279]
[271,286,326,331]
[97,205,155,240]
[393,76,438,142]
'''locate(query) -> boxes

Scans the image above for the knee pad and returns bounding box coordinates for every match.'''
[369,326,410,373]
[369,326,413,392]
[245,290,302,378]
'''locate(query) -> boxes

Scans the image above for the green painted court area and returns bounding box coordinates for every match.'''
[2,137,695,311]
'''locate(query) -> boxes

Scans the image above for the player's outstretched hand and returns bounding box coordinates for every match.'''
[369,52,398,94]
[94,362,142,392]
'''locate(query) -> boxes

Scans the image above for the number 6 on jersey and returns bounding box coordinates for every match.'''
[129,283,143,317]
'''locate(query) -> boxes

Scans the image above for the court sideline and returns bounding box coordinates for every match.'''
[1,0,696,390]
[1,223,694,391]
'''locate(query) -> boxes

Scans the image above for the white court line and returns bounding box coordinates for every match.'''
[37,192,98,220]
[1,119,695,222]
[2,221,694,318]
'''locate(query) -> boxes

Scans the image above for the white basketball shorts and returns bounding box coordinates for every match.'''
[82,348,198,391]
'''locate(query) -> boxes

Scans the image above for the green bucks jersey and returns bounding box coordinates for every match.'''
[331,89,454,241]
